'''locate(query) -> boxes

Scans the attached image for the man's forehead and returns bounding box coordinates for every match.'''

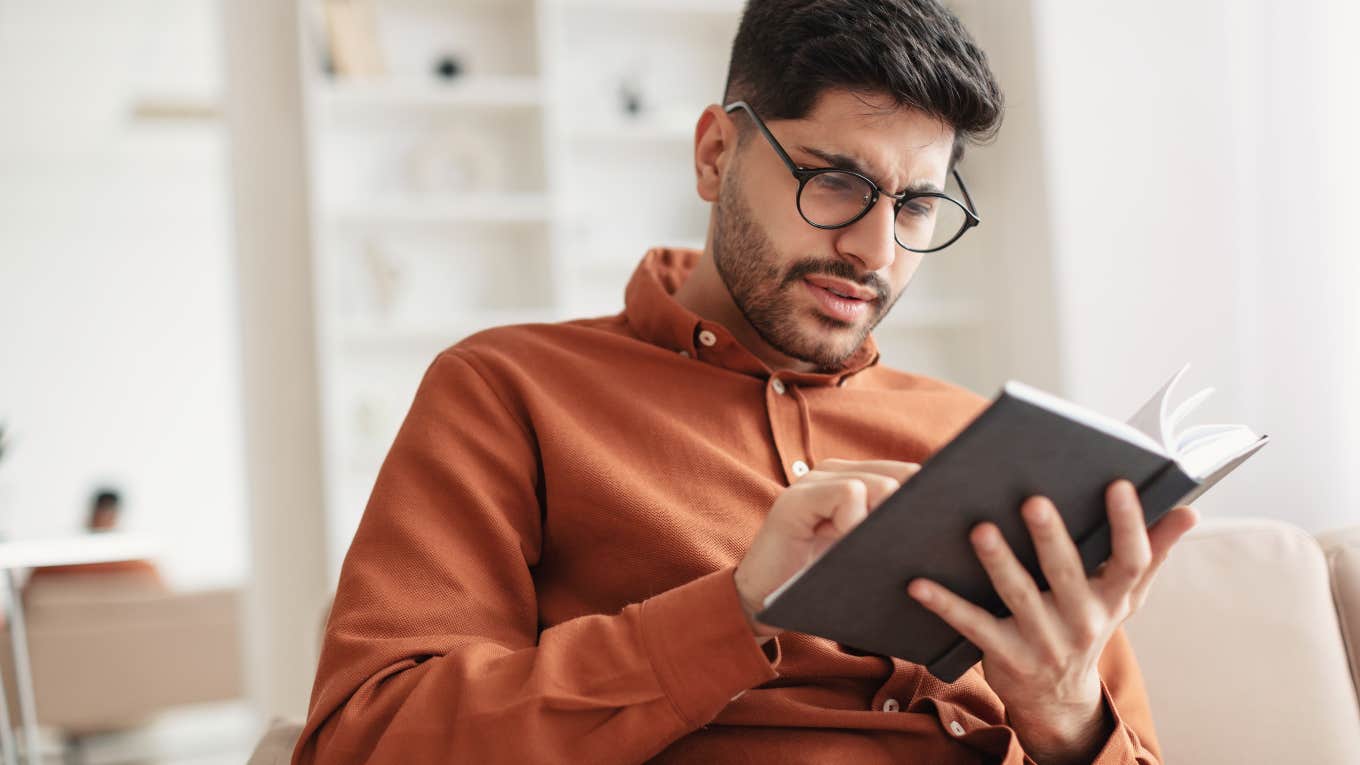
[779,107,953,193]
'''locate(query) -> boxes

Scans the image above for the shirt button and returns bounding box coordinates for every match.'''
[949,720,965,736]
[698,329,718,347]
[771,378,786,395]
[678,350,690,358]
[881,698,900,713]
[791,460,809,477]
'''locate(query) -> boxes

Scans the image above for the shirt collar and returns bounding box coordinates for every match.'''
[622,246,881,387]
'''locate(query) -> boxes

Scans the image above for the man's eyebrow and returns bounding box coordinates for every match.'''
[798,145,943,195]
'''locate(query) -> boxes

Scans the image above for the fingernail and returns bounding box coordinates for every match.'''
[974,526,999,550]
[910,581,932,602]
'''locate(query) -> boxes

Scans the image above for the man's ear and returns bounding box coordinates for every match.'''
[694,104,735,203]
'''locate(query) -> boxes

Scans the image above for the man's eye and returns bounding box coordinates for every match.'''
[902,200,935,218]
[816,175,854,192]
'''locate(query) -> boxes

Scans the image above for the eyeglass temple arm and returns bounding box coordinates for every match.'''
[723,101,802,175]
[953,168,980,221]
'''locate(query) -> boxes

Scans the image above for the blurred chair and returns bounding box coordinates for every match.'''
[247,718,305,765]
[246,518,1360,764]
[0,573,243,760]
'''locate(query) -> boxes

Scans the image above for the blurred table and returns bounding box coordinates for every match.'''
[0,533,158,765]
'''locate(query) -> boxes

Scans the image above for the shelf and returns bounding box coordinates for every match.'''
[328,193,554,227]
[550,0,744,13]
[568,117,693,144]
[317,76,544,111]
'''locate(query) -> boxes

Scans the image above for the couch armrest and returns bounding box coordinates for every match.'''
[1124,517,1360,764]
[1318,525,1360,703]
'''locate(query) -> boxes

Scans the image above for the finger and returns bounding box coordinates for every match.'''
[797,470,902,508]
[1147,504,1199,561]
[907,577,1011,658]
[1093,479,1153,604]
[812,458,921,484]
[970,520,1061,646]
[1022,496,1095,624]
[1126,505,1198,609]
[776,479,869,541]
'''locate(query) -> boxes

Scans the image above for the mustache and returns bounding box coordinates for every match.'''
[782,259,889,304]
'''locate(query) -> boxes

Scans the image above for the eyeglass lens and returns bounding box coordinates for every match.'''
[798,171,969,251]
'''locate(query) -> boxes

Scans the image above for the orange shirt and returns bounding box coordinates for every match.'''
[294,247,1162,764]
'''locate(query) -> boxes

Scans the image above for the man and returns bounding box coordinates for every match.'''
[294,1,1195,762]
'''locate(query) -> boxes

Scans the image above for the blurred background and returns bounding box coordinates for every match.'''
[0,0,1355,761]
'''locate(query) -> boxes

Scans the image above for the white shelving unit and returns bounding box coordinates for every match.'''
[296,0,1002,576]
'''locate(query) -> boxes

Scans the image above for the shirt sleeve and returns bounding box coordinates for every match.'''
[291,349,779,765]
[1015,626,1164,765]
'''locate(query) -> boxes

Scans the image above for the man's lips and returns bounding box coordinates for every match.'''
[803,279,874,322]
[802,275,876,302]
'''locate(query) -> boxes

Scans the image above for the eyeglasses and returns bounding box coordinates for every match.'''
[723,101,980,253]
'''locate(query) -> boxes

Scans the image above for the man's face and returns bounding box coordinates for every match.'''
[91,506,118,531]
[711,89,956,371]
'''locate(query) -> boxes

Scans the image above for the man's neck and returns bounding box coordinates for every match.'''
[672,250,820,374]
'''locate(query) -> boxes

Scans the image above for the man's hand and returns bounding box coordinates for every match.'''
[734,458,921,640]
[906,479,1198,765]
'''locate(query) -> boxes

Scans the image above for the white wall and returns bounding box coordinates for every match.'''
[0,0,248,588]
[1032,0,1360,531]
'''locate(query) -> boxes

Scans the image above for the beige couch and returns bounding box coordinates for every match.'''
[0,575,244,734]
[247,517,1360,764]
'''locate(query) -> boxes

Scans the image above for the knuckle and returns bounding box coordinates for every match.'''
[1073,612,1104,647]
[1034,642,1063,670]
[838,479,868,501]
[1115,556,1146,580]
[998,653,1033,679]
[1048,563,1083,587]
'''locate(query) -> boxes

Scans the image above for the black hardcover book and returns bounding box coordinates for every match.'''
[756,364,1269,683]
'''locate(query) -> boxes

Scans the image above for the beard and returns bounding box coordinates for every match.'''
[711,171,898,372]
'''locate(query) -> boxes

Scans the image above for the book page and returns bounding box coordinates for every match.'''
[1176,424,1264,479]
[1126,363,1191,451]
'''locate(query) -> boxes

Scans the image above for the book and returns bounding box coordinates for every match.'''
[322,0,386,78]
[755,363,1268,683]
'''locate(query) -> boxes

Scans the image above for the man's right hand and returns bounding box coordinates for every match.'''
[733,458,922,639]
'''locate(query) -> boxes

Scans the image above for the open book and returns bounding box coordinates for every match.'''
[1010,363,1265,485]
[756,363,1268,683]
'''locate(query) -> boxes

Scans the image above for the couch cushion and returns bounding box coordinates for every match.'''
[1124,517,1360,765]
[1318,525,1360,702]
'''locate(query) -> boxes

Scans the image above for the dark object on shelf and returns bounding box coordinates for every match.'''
[620,77,644,117]
[434,54,465,81]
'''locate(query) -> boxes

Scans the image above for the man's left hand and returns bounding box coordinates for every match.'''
[906,479,1198,765]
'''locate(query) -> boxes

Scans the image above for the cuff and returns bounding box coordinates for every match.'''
[1087,678,1160,764]
[639,566,781,728]
[1020,680,1159,765]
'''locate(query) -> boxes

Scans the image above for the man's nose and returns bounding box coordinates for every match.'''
[834,194,898,273]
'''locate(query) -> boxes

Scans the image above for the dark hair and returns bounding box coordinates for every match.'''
[722,0,1003,162]
[91,488,121,518]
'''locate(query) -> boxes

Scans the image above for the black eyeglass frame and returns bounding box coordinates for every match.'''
[723,100,980,253]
